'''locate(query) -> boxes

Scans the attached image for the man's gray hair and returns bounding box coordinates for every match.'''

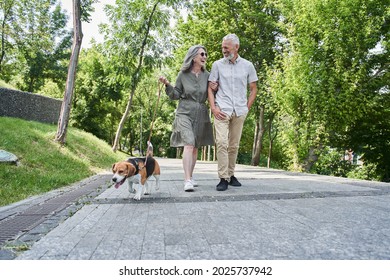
[181,45,207,72]
[223,34,240,45]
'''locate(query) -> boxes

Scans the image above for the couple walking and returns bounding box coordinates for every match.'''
[159,34,258,192]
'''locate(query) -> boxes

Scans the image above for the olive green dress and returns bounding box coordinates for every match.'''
[165,70,214,148]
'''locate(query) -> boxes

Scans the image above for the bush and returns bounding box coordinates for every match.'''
[312,147,354,177]
[347,163,381,181]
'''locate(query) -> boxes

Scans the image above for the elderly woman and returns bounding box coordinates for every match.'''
[159,45,216,191]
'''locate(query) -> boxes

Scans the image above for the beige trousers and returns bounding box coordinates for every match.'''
[214,112,247,179]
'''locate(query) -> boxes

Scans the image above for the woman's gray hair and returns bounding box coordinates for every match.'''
[181,45,207,72]
[223,34,240,45]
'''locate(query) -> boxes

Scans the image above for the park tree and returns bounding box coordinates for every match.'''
[2,0,70,92]
[70,45,122,143]
[71,43,176,156]
[120,71,175,156]
[270,0,389,176]
[0,0,14,76]
[55,0,96,144]
[102,0,180,152]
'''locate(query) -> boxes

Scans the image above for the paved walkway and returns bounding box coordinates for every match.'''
[1,158,389,260]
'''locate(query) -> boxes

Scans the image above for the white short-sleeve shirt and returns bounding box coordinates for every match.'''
[209,56,258,116]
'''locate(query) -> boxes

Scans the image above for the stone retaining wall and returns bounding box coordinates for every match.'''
[0,87,62,124]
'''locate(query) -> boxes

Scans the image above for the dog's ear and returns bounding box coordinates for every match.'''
[112,163,117,173]
[125,162,136,176]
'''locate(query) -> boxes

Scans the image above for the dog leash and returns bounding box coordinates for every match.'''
[147,81,163,145]
[141,81,163,169]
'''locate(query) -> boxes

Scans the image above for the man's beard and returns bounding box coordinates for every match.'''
[226,53,234,60]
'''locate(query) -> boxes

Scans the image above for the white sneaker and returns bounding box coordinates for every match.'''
[190,178,198,187]
[184,180,194,192]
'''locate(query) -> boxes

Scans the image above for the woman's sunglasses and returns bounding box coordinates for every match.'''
[200,52,207,57]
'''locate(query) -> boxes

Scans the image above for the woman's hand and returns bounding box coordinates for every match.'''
[209,81,219,92]
[159,76,170,86]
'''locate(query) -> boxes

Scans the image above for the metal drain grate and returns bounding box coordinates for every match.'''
[0,174,112,245]
[0,215,45,244]
[21,203,67,216]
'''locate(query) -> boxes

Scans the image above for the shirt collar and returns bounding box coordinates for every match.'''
[224,54,241,65]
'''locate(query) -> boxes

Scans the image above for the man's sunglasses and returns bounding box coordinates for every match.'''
[200,52,207,57]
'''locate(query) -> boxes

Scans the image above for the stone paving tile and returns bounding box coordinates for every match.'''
[141,251,165,260]
[91,240,122,260]
[116,245,142,260]
[165,244,191,260]
[164,231,187,246]
[190,251,215,260]
[66,247,95,260]
[210,243,241,260]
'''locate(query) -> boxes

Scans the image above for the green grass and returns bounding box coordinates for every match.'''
[0,117,127,206]
[0,80,16,89]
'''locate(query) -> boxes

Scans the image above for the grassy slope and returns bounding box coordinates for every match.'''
[0,80,16,89]
[0,117,127,206]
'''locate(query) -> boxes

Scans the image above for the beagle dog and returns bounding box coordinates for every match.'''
[112,149,160,200]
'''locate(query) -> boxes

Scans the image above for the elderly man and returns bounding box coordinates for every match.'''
[208,34,258,191]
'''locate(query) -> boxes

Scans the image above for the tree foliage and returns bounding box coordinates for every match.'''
[99,0,183,152]
[269,0,389,180]
[2,0,389,181]
[0,0,71,92]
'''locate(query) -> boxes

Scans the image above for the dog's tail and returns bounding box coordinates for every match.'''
[146,141,153,157]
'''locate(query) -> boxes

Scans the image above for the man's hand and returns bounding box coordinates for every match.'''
[212,106,227,120]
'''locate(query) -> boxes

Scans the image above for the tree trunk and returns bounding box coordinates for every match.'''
[303,144,323,172]
[112,90,135,152]
[251,105,265,166]
[267,112,276,168]
[55,0,82,144]
[252,117,259,159]
[0,1,12,73]
[267,139,272,168]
